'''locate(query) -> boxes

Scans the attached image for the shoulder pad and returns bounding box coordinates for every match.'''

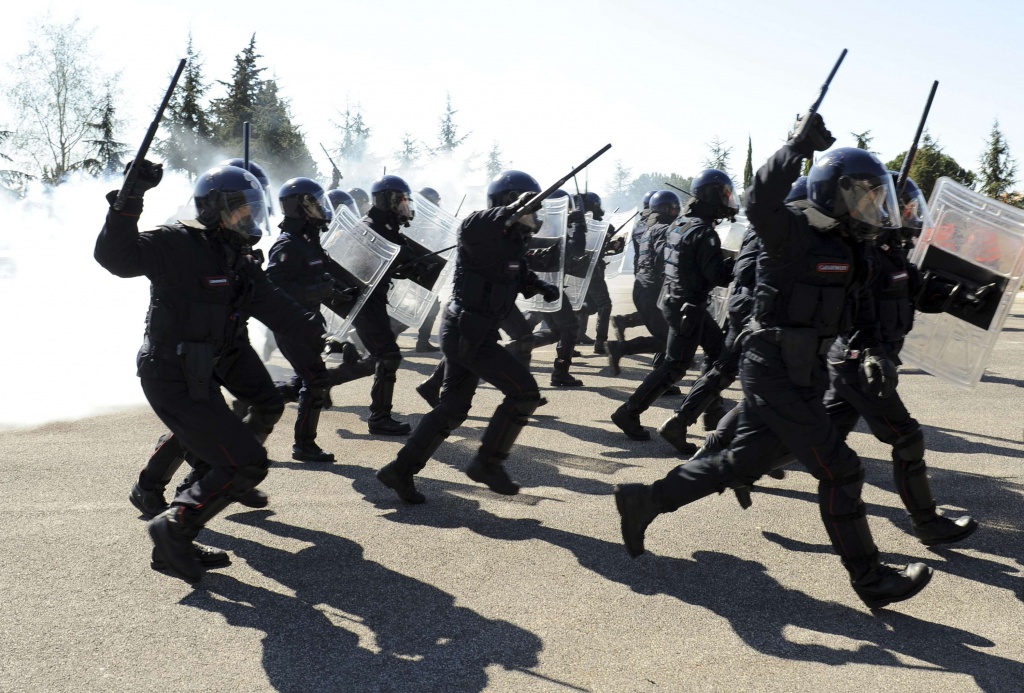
[799,205,842,234]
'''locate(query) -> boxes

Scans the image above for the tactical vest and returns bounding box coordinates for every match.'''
[871,245,916,347]
[452,213,529,319]
[144,225,254,356]
[635,221,669,288]
[664,217,719,303]
[630,214,650,274]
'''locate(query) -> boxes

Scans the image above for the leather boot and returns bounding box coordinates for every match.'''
[466,454,520,495]
[377,460,426,504]
[851,562,933,609]
[293,397,335,462]
[612,404,650,441]
[551,359,583,387]
[658,416,698,455]
[614,483,662,557]
[147,508,204,583]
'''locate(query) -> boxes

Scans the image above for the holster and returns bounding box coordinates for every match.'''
[178,341,216,402]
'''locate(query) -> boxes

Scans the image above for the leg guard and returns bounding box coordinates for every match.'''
[369,351,402,419]
[244,397,284,445]
[139,434,187,491]
[595,305,612,343]
[479,392,543,460]
[416,361,445,408]
[504,334,534,367]
[817,468,880,581]
[891,429,934,522]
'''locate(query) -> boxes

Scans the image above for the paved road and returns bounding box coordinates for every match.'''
[2,281,1022,692]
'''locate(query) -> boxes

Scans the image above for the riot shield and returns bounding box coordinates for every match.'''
[604,207,639,279]
[564,215,611,310]
[901,177,1024,388]
[708,214,747,325]
[386,191,459,329]
[517,196,569,313]
[320,207,401,341]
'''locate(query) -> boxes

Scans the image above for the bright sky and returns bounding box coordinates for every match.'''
[3,0,1022,194]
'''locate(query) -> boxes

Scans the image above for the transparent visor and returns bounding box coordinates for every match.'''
[899,189,930,232]
[720,185,741,214]
[220,187,270,238]
[390,192,416,221]
[300,192,333,223]
[839,174,901,230]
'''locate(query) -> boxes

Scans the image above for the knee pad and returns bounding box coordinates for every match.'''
[893,428,925,463]
[506,390,543,421]
[245,399,284,444]
[379,351,402,374]
[435,401,469,434]
[229,455,271,497]
[818,468,866,515]
[305,373,331,409]
[665,361,688,383]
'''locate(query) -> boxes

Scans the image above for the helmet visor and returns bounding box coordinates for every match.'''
[839,174,901,231]
[899,188,930,233]
[391,192,416,222]
[299,191,333,223]
[220,187,270,239]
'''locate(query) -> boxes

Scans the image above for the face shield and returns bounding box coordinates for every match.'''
[899,187,931,236]
[298,191,333,223]
[220,187,270,240]
[389,191,416,223]
[838,173,902,234]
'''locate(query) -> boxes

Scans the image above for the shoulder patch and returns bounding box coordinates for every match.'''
[816,262,850,273]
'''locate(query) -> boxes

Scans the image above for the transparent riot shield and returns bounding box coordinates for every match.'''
[901,178,1024,388]
[604,207,639,279]
[708,214,747,324]
[564,215,611,310]
[517,196,569,313]
[386,191,459,329]
[320,208,401,341]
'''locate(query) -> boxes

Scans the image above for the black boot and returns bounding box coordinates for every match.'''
[851,562,933,609]
[130,479,169,518]
[236,489,269,508]
[594,340,607,355]
[369,372,411,435]
[912,514,978,546]
[466,454,520,495]
[377,460,426,504]
[612,404,650,441]
[614,483,662,557]
[369,415,412,436]
[466,396,540,495]
[275,379,300,404]
[151,544,230,571]
[293,397,335,462]
[611,315,628,343]
[416,362,445,408]
[657,416,698,455]
[415,339,440,353]
[130,434,188,518]
[551,359,583,387]
[607,340,623,376]
[147,508,204,583]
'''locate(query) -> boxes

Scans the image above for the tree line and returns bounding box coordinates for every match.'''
[2,16,1021,213]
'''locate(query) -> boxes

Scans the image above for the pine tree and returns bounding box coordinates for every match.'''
[977,119,1018,200]
[742,136,753,190]
[851,130,873,151]
[335,103,371,163]
[251,78,316,179]
[434,92,470,156]
[394,133,422,171]
[158,34,213,178]
[701,136,732,177]
[484,141,504,180]
[209,34,265,149]
[85,88,128,175]
[886,131,976,199]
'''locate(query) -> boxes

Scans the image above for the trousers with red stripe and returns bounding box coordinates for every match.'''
[649,352,880,580]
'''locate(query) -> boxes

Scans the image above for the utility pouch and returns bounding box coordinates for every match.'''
[456,311,492,361]
[178,341,216,402]
[778,328,819,387]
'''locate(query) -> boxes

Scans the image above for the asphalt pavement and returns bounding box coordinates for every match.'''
[1,279,1022,692]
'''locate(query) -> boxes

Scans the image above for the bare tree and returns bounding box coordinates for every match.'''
[4,17,114,184]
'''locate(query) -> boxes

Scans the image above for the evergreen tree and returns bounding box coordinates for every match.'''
[701,136,732,177]
[626,172,692,206]
[484,141,504,180]
[334,103,371,163]
[251,78,316,179]
[886,131,976,199]
[434,92,470,156]
[742,136,753,190]
[158,34,213,178]
[394,133,422,171]
[977,119,1018,200]
[209,34,264,149]
[851,130,873,151]
[85,88,128,175]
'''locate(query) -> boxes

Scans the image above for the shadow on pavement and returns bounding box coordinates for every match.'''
[183,510,546,693]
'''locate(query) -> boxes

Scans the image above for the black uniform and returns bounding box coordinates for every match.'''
[377,206,553,502]
[608,211,671,363]
[659,227,761,450]
[618,143,909,595]
[95,196,324,566]
[612,212,731,438]
[576,225,623,348]
[610,211,654,342]
[266,216,376,454]
[354,206,419,431]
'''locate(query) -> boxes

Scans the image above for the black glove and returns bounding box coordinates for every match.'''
[332,285,360,303]
[123,159,163,196]
[538,281,560,303]
[858,348,898,398]
[567,210,586,226]
[789,112,835,157]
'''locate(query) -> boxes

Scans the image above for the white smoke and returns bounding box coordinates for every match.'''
[0,170,201,429]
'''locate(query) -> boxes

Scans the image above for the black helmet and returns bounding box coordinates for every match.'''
[326,188,358,217]
[648,190,681,219]
[193,165,270,240]
[808,148,901,241]
[583,191,604,220]
[785,176,809,204]
[221,158,273,214]
[279,177,332,223]
[690,169,740,219]
[487,170,541,208]
[641,190,657,210]
[418,187,441,206]
[370,174,415,224]
[889,172,929,238]
[348,187,371,216]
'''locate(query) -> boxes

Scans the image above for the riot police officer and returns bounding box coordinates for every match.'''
[574,191,621,355]
[267,177,377,461]
[326,188,359,217]
[614,117,934,609]
[376,170,559,503]
[95,162,326,583]
[348,187,371,217]
[412,186,444,353]
[609,190,657,345]
[606,191,678,376]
